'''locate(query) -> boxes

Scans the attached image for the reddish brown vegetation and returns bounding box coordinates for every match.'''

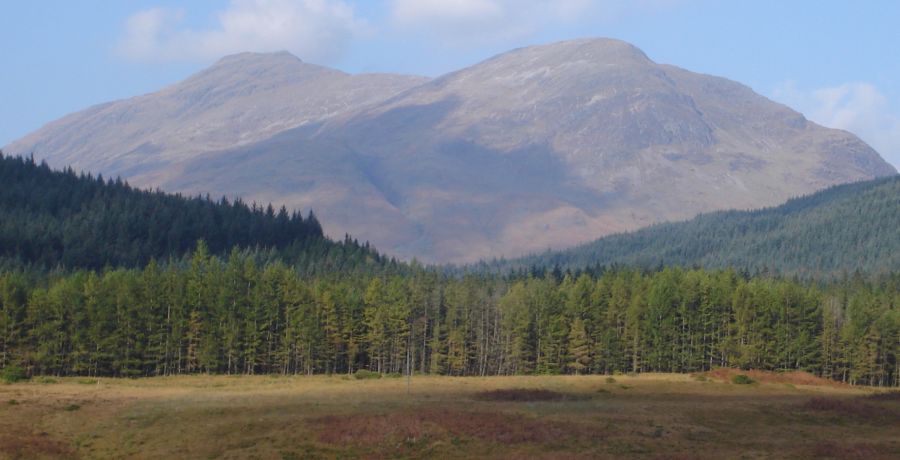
[0,425,71,458]
[312,409,602,447]
[866,391,900,401]
[475,388,571,402]
[805,441,895,460]
[800,397,899,422]
[802,397,873,417]
[702,368,845,387]
[650,455,704,460]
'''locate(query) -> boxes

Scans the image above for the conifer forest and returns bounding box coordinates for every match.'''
[2,246,897,386]
[0,153,898,386]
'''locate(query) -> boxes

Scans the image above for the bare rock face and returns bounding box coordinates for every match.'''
[6,39,895,263]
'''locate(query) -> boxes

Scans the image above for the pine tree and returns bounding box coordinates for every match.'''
[566,317,591,374]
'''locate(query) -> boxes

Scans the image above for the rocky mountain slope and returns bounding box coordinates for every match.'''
[6,38,895,263]
[7,52,428,181]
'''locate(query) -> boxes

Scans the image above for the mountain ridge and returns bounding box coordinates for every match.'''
[7,51,429,175]
[6,38,895,263]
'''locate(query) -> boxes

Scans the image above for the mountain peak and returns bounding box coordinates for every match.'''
[432,37,655,90]
[540,37,649,58]
[184,49,338,89]
[498,37,652,66]
[214,50,304,66]
[6,38,894,264]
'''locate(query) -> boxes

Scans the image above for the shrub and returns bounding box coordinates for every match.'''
[386,373,403,379]
[732,374,754,385]
[605,377,616,384]
[1,365,29,384]
[354,370,382,380]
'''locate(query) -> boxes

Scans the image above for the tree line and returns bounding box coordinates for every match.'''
[481,175,900,279]
[0,152,396,273]
[1,243,897,386]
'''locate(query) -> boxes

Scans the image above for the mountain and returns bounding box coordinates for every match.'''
[483,175,900,278]
[0,152,390,272]
[6,38,895,263]
[5,52,428,181]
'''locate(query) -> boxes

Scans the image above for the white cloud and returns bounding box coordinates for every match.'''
[392,0,504,25]
[387,0,595,45]
[387,0,684,47]
[116,0,365,63]
[117,1,688,62]
[773,81,900,169]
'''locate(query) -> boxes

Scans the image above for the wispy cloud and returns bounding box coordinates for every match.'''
[389,0,554,45]
[387,0,681,47]
[116,1,688,62]
[391,0,505,25]
[116,0,365,63]
[773,81,900,169]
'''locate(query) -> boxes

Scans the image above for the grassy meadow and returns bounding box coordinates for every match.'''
[1,372,899,459]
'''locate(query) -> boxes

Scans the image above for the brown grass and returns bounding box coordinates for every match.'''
[0,425,72,459]
[0,374,897,459]
[703,368,846,387]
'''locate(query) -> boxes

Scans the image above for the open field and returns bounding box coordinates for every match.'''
[1,373,898,459]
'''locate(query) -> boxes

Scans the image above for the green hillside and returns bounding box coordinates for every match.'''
[484,176,900,277]
[0,152,390,272]
[0,155,896,386]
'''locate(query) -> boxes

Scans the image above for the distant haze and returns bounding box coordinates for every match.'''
[6,39,895,263]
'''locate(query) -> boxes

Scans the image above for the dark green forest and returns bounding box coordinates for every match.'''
[0,152,393,274]
[1,246,897,385]
[482,176,900,278]
[0,153,897,386]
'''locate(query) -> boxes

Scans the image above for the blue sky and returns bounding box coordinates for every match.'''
[2,0,899,168]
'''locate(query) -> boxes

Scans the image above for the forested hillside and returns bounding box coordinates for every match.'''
[0,153,897,386]
[486,175,900,277]
[1,245,897,386]
[0,152,391,273]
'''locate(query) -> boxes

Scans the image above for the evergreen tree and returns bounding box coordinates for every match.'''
[566,317,591,374]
